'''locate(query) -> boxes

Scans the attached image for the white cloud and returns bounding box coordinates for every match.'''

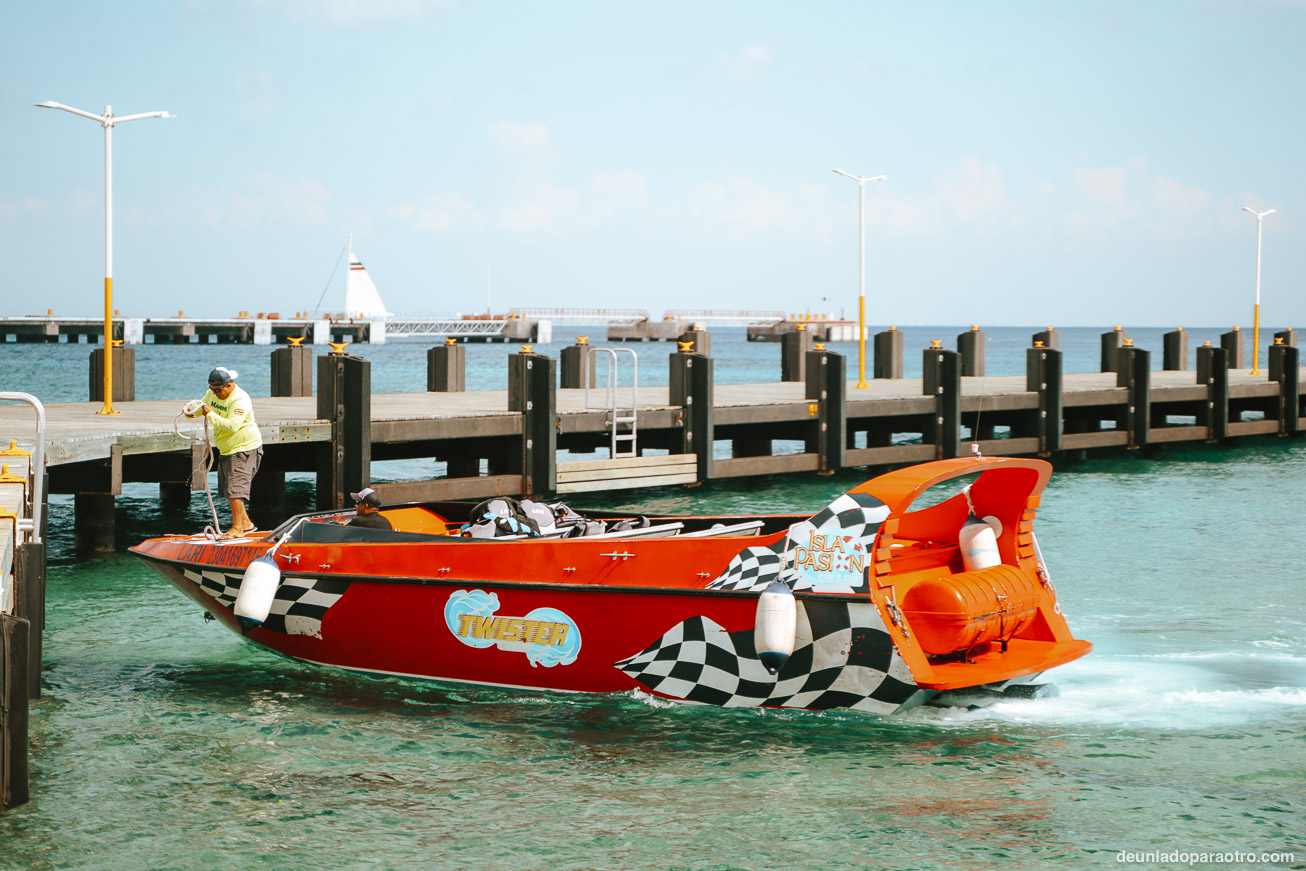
[1072,156,1147,205]
[936,155,1007,221]
[489,120,558,168]
[497,182,579,231]
[717,41,777,77]
[591,171,649,215]
[180,172,333,229]
[670,178,833,242]
[391,192,483,232]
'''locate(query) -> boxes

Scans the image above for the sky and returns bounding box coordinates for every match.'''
[2,0,1303,328]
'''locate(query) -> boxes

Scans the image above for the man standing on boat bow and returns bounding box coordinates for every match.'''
[187,366,263,538]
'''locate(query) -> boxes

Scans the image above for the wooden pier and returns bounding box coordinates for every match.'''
[0,339,1301,554]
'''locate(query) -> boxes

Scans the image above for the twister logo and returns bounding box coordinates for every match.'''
[444,590,581,668]
[793,532,866,588]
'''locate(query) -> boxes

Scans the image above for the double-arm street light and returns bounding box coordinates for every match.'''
[833,168,887,388]
[35,101,173,414]
[1239,206,1276,376]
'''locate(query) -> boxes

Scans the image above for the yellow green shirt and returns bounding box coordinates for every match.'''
[201,384,263,455]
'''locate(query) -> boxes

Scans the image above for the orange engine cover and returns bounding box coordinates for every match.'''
[901,564,1042,655]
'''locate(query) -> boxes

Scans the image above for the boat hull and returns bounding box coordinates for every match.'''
[131,457,1093,714]
[137,553,928,714]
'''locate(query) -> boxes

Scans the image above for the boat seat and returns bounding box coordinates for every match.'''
[679,520,765,538]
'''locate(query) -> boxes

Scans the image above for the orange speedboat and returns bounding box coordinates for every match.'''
[130,456,1091,714]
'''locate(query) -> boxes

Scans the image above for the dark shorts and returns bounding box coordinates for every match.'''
[218,447,263,501]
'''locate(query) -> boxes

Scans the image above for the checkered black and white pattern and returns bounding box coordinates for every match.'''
[707,491,889,595]
[182,568,349,638]
[615,599,918,714]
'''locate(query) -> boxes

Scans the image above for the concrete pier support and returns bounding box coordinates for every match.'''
[806,348,846,473]
[873,327,903,379]
[508,350,556,495]
[956,326,985,377]
[1221,327,1245,370]
[923,346,961,459]
[670,348,714,482]
[1274,328,1298,348]
[74,493,115,552]
[1163,328,1188,371]
[427,341,467,392]
[316,352,371,510]
[1032,327,1059,350]
[89,346,135,402]
[1100,326,1126,373]
[559,339,596,389]
[780,328,812,382]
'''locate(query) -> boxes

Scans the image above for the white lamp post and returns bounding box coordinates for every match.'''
[35,100,173,414]
[1240,206,1276,376]
[833,168,887,388]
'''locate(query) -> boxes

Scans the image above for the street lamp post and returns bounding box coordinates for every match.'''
[1240,206,1276,376]
[35,101,173,414]
[833,168,886,388]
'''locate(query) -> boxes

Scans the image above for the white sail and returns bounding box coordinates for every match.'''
[345,246,389,319]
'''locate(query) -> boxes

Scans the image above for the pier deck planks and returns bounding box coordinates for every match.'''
[1,368,1301,470]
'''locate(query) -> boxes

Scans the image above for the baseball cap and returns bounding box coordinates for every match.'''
[351,487,382,508]
[208,366,239,386]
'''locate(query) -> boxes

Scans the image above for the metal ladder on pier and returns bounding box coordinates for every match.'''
[585,348,638,459]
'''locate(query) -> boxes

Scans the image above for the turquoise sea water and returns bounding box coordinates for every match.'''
[2,330,1304,869]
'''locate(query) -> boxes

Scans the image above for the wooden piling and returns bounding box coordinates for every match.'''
[271,344,313,397]
[1026,346,1063,455]
[316,352,371,509]
[780,328,812,382]
[508,350,556,495]
[1117,345,1151,448]
[1032,327,1059,350]
[1221,327,1245,370]
[559,339,596,389]
[1163,328,1188,371]
[89,346,135,402]
[670,349,713,482]
[1269,343,1300,435]
[1100,326,1126,373]
[1197,345,1229,440]
[14,542,44,701]
[806,348,846,472]
[1,613,30,812]
[956,326,985,377]
[73,493,115,552]
[923,346,961,459]
[427,342,467,392]
[678,327,711,357]
[873,327,903,379]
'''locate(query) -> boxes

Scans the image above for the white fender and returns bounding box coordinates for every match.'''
[234,555,281,635]
[754,580,797,675]
[959,514,1001,571]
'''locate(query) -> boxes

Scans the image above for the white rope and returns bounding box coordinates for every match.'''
[173,409,222,538]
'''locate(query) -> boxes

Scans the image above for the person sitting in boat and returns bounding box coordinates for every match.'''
[347,487,393,530]
[186,366,263,539]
